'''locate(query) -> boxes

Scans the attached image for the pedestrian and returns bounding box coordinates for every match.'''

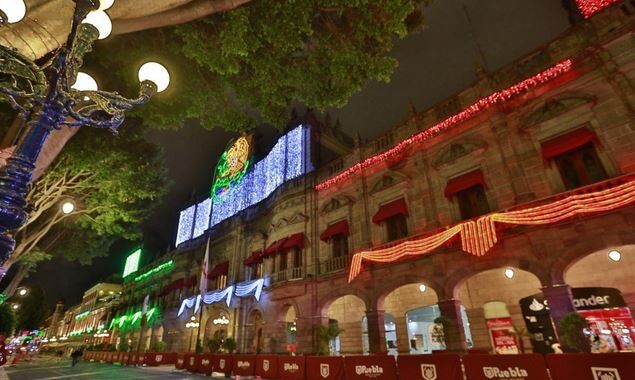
[70,348,82,367]
[0,335,9,380]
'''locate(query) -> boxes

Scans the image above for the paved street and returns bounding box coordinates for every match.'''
[4,356,217,380]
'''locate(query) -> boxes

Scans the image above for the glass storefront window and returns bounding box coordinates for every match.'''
[405,304,473,354]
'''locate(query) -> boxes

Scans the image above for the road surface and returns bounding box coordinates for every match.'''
[4,356,217,380]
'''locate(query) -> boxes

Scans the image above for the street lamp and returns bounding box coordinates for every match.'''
[0,0,170,265]
[17,287,27,296]
[185,316,199,353]
[61,200,76,215]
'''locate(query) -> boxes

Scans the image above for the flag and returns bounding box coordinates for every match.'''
[199,237,210,296]
[140,293,150,327]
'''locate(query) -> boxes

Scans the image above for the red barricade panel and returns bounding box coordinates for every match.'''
[121,353,129,365]
[463,354,550,380]
[343,355,397,380]
[197,354,213,374]
[184,353,199,372]
[546,353,635,380]
[256,355,279,378]
[146,352,176,366]
[107,352,115,363]
[137,353,145,365]
[175,353,186,369]
[212,354,234,373]
[278,355,306,380]
[130,353,137,365]
[306,356,345,380]
[397,354,463,380]
[233,355,257,376]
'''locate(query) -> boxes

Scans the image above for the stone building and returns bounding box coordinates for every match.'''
[114,4,635,356]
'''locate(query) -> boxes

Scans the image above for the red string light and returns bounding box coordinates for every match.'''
[317,60,574,192]
[348,178,635,282]
[575,0,621,18]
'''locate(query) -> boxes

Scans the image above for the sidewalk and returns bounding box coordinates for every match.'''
[137,364,231,379]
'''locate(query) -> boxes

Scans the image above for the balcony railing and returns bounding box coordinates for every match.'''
[269,267,305,285]
[319,256,349,275]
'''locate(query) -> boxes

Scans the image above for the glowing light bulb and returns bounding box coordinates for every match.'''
[82,10,112,40]
[608,250,621,262]
[71,72,98,92]
[98,0,115,10]
[418,284,426,293]
[138,62,170,92]
[504,268,515,279]
[0,0,26,23]
[61,201,75,214]
[18,288,27,296]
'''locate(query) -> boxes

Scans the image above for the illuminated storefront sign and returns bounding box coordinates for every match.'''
[176,125,312,246]
[123,249,141,278]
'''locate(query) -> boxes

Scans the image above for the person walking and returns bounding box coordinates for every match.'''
[70,349,82,367]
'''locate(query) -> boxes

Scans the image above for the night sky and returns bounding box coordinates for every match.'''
[28,0,571,308]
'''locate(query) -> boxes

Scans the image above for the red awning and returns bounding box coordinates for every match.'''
[207,261,229,279]
[372,198,409,224]
[541,127,600,162]
[244,251,263,266]
[282,233,305,251]
[444,170,487,199]
[264,238,288,257]
[320,220,349,241]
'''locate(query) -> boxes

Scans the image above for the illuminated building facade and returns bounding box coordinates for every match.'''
[117,4,635,355]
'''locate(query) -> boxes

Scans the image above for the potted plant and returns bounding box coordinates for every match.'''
[269,337,278,354]
[559,313,591,352]
[207,338,222,353]
[222,337,237,354]
[316,324,341,356]
[153,341,167,352]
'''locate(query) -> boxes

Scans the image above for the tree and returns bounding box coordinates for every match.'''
[559,312,591,352]
[87,0,427,132]
[0,303,15,336]
[0,117,168,297]
[15,285,48,331]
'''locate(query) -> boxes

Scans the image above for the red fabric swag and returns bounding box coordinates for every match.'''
[282,233,305,251]
[372,198,409,224]
[320,220,349,241]
[243,251,263,266]
[541,127,600,162]
[444,169,486,199]
[207,261,229,279]
[264,238,288,257]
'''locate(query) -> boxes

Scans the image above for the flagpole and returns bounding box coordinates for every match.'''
[195,236,211,353]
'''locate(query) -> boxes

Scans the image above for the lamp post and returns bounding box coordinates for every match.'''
[186,316,200,353]
[0,0,170,265]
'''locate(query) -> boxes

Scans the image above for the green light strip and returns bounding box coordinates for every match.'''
[74,311,90,320]
[134,260,175,282]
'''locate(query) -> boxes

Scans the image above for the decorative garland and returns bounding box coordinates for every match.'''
[348,177,635,282]
[575,0,621,18]
[316,60,574,191]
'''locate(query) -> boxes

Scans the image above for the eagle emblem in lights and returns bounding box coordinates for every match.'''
[211,135,251,199]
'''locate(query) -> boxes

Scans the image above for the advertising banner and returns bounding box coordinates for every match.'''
[463,353,550,380]
[487,318,520,355]
[175,353,186,369]
[306,356,345,380]
[546,353,635,380]
[256,355,279,378]
[232,354,256,376]
[397,353,463,380]
[278,355,306,380]
[343,355,397,380]
[145,352,176,366]
[196,354,213,374]
[212,354,233,373]
[184,353,198,372]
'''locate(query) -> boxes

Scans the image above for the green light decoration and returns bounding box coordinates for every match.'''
[211,135,252,199]
[123,249,141,277]
[134,260,174,282]
[0,293,6,305]
[109,307,160,331]
[74,311,90,320]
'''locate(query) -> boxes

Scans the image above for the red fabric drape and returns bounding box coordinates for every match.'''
[320,220,349,241]
[264,238,288,257]
[282,233,305,251]
[243,251,263,266]
[444,170,486,199]
[541,127,600,162]
[372,198,409,224]
[207,261,229,280]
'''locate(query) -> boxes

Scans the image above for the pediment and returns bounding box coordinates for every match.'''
[522,93,596,129]
[270,212,309,230]
[369,171,409,194]
[432,141,488,169]
[320,195,353,214]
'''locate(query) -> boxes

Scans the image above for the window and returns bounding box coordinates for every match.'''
[553,143,607,190]
[292,248,302,268]
[456,185,490,220]
[386,214,408,242]
[332,234,349,258]
[279,251,288,271]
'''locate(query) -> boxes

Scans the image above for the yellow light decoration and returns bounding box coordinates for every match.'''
[348,176,635,282]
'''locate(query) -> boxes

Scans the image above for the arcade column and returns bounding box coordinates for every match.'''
[541,283,576,338]
[437,299,468,352]
[365,309,387,353]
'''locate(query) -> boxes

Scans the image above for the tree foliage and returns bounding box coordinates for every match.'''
[0,303,14,336]
[1,117,168,295]
[15,285,48,331]
[88,0,427,131]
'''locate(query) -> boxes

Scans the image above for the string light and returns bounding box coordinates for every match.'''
[134,260,175,282]
[234,278,265,301]
[575,0,620,18]
[348,177,635,282]
[213,315,230,325]
[317,60,574,191]
[211,136,252,199]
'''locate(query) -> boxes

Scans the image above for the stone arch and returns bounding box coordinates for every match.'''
[564,244,635,306]
[324,294,367,355]
[454,267,543,353]
[246,308,264,354]
[204,306,231,343]
[375,275,444,310]
[318,287,371,316]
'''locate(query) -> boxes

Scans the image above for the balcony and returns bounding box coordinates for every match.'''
[269,267,305,285]
[319,255,349,275]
